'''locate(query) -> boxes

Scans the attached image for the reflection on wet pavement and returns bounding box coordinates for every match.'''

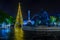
[14,27,24,40]
[0,26,60,40]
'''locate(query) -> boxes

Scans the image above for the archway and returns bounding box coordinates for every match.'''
[31,14,41,26]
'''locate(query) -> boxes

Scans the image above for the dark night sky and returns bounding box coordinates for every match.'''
[0,0,60,19]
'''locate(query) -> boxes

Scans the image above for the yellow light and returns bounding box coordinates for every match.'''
[14,27,24,40]
[14,2,24,40]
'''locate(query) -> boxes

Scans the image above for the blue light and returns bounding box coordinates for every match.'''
[57,22,60,26]
[54,22,57,26]
[2,28,10,37]
[2,22,6,28]
[23,20,35,25]
[28,10,30,20]
[31,21,35,25]
[23,20,27,25]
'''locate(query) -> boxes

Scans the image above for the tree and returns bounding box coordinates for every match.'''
[49,16,57,26]
[49,16,56,23]
[0,9,13,24]
[5,16,15,24]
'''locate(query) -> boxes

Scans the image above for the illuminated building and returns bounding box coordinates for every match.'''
[28,10,30,22]
[14,2,24,40]
[26,10,32,26]
[23,10,34,26]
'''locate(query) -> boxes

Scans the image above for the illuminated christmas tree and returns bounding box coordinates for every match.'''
[14,2,24,40]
